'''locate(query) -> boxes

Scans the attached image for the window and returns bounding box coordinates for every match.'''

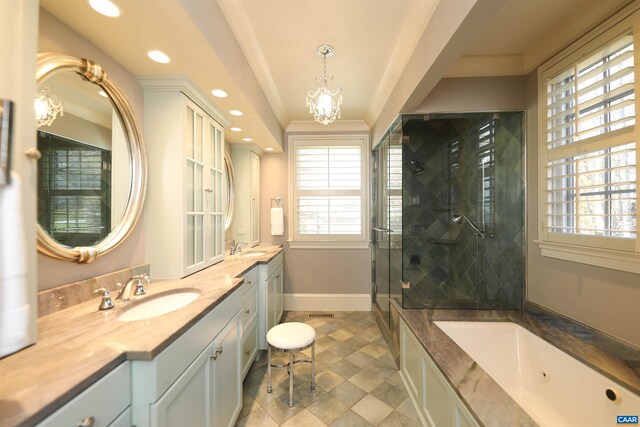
[37,131,111,247]
[289,134,369,247]
[538,10,640,272]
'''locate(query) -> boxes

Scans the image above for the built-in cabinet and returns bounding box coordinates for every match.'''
[231,147,261,247]
[399,319,479,427]
[131,283,245,427]
[259,252,284,350]
[141,77,227,278]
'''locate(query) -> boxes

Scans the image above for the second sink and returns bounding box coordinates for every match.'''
[118,288,201,322]
[239,250,267,258]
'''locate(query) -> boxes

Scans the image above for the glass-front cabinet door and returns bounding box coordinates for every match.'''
[185,98,224,275]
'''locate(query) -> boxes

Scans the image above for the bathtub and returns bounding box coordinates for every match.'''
[434,321,640,427]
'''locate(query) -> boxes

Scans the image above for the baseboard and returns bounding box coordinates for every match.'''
[284,293,372,311]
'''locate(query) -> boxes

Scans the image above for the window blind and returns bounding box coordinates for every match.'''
[543,31,637,243]
[294,144,364,238]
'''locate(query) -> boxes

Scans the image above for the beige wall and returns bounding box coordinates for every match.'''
[524,72,640,347]
[37,11,145,290]
[259,150,371,295]
[415,76,525,114]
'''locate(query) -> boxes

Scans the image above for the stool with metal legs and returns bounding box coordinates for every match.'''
[266,322,316,407]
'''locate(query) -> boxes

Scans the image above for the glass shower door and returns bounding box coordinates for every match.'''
[373,118,403,328]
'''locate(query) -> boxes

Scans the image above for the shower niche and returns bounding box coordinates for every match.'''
[372,113,524,322]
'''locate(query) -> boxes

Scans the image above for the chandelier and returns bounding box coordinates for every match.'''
[306,45,342,125]
[34,86,63,128]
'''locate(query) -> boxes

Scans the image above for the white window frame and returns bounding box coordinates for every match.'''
[536,7,640,274]
[287,133,370,249]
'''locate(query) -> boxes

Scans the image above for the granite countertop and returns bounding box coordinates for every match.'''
[396,303,640,427]
[0,245,283,427]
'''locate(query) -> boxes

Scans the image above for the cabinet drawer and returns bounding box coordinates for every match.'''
[238,267,259,294]
[37,362,131,427]
[242,325,258,377]
[264,252,283,279]
[241,284,258,328]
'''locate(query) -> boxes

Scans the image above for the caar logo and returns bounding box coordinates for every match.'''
[618,416,639,425]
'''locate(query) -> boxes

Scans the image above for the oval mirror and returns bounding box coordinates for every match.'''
[223,151,235,231]
[35,53,147,263]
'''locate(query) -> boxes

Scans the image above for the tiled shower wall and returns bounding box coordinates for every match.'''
[401,113,524,309]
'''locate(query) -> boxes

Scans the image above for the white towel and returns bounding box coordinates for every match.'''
[271,207,284,236]
[0,172,31,357]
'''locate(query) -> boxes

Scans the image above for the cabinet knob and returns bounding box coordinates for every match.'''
[275,274,281,279]
[245,308,250,314]
[204,188,213,193]
[247,280,252,285]
[211,352,218,360]
[216,346,223,355]
[245,350,250,356]
[77,416,95,427]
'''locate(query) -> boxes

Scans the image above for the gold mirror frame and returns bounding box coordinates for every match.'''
[224,151,235,231]
[35,52,147,263]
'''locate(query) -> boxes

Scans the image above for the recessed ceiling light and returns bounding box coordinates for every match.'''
[211,89,228,98]
[265,148,274,151]
[230,127,242,132]
[89,0,121,17]
[229,110,243,116]
[242,137,253,142]
[98,90,108,98]
[147,50,170,64]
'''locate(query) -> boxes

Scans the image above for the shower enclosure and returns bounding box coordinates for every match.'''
[372,113,525,327]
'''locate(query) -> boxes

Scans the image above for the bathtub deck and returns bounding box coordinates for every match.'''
[393,302,640,427]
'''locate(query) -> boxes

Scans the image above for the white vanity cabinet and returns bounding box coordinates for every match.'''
[399,319,479,427]
[258,252,284,350]
[231,147,261,247]
[37,362,131,427]
[240,267,260,378]
[141,77,227,279]
[131,289,243,427]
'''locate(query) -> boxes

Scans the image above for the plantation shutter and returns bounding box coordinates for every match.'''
[294,143,364,239]
[543,31,638,249]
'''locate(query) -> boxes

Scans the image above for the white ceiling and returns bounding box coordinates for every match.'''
[40,0,630,151]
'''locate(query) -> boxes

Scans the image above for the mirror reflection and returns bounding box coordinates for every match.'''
[36,72,130,247]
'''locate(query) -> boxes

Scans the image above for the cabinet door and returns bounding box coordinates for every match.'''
[150,347,209,427]
[207,121,224,265]
[184,101,207,276]
[274,266,283,325]
[210,314,242,427]
[266,273,276,332]
[250,151,260,246]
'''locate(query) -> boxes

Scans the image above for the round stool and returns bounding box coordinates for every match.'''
[266,322,316,407]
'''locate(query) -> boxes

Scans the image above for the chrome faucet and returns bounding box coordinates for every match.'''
[116,274,150,300]
[230,241,248,255]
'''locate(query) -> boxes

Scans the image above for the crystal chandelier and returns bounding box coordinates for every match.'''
[34,85,63,128]
[306,45,342,125]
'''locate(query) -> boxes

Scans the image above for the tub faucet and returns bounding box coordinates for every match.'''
[117,274,150,300]
[230,241,248,255]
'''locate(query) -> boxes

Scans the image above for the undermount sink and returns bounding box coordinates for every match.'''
[118,288,201,322]
[238,250,267,258]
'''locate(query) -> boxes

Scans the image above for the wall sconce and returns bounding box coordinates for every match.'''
[34,86,63,128]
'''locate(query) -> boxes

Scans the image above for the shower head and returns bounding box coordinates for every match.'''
[409,160,425,175]
[452,214,485,238]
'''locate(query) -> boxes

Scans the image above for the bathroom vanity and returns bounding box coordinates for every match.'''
[0,245,283,427]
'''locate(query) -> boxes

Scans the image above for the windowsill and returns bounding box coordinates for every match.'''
[287,240,371,250]
[534,240,640,274]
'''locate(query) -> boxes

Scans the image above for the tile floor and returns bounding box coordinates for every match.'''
[235,311,421,427]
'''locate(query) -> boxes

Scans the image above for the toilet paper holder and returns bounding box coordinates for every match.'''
[0,99,14,186]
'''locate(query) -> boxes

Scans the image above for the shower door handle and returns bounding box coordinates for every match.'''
[373,227,393,232]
